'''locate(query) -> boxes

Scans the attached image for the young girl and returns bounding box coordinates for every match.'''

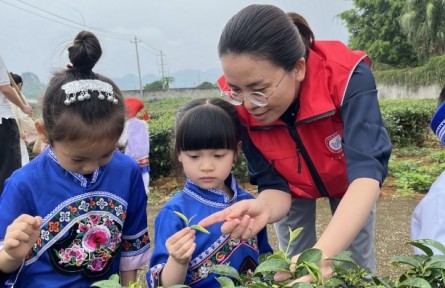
[118,97,150,194]
[0,31,151,287]
[147,98,272,288]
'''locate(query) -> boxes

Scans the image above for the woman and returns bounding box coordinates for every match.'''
[200,4,391,281]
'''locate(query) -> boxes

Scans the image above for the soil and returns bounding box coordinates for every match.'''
[137,175,423,286]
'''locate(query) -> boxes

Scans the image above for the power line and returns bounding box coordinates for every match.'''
[1,0,167,86]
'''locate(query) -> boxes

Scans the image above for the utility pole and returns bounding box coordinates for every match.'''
[131,36,143,97]
[159,50,166,90]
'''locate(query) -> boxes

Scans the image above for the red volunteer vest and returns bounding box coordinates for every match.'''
[219,41,370,199]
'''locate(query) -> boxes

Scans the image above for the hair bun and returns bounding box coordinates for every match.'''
[68,30,102,73]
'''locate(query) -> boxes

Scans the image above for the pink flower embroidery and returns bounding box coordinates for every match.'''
[89,256,107,272]
[82,226,111,252]
[59,244,87,266]
[89,215,102,226]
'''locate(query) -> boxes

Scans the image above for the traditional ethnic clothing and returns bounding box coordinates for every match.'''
[148,176,272,288]
[0,148,151,288]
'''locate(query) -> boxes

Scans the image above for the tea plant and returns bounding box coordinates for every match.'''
[91,274,141,288]
[173,211,210,234]
[211,231,445,287]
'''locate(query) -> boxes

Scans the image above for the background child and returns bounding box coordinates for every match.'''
[147,98,272,288]
[0,30,151,287]
[411,87,445,255]
[9,72,38,166]
[118,97,150,194]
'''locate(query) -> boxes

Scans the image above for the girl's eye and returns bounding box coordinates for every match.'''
[214,154,226,158]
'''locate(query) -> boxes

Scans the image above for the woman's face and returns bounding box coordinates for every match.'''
[220,53,305,124]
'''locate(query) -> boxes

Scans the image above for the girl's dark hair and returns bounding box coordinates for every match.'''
[42,30,125,143]
[218,4,314,70]
[175,98,241,155]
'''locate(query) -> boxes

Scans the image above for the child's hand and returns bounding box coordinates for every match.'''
[3,215,42,261]
[166,227,196,265]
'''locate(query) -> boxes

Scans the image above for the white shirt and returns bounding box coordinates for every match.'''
[0,55,14,120]
[411,170,445,254]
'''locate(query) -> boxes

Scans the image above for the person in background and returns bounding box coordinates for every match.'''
[148,98,272,288]
[0,56,32,193]
[411,86,445,255]
[200,4,392,282]
[118,97,150,194]
[9,72,38,166]
[0,30,151,287]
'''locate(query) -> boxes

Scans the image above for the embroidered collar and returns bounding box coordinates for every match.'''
[183,174,240,208]
[48,147,102,188]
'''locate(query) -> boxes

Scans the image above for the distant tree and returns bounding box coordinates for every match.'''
[399,0,445,62]
[338,0,418,68]
[144,76,175,91]
[144,80,164,91]
[195,81,217,89]
[162,76,175,90]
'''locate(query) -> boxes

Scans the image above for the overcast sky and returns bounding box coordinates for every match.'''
[1,0,352,83]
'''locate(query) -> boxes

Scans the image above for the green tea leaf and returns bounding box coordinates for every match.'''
[328,251,360,269]
[173,211,190,226]
[397,277,432,287]
[190,224,210,234]
[297,248,322,265]
[90,280,121,288]
[211,264,242,281]
[409,239,445,255]
[289,227,303,243]
[254,258,290,275]
[215,276,236,287]
[188,214,196,224]
[390,255,423,268]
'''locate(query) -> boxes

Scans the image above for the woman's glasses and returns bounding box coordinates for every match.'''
[221,69,288,108]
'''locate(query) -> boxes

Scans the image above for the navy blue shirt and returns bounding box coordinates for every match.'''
[242,61,392,194]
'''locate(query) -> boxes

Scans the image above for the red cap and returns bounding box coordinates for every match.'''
[125,98,144,118]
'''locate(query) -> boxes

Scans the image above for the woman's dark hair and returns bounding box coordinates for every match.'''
[175,98,241,155]
[9,73,23,86]
[42,30,125,143]
[218,4,314,70]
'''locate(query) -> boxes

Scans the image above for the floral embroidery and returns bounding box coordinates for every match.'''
[25,192,150,274]
[48,214,121,277]
[189,237,259,284]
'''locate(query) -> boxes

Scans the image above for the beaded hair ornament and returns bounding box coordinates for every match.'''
[61,79,118,106]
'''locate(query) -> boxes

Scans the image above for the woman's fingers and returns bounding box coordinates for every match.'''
[198,200,253,228]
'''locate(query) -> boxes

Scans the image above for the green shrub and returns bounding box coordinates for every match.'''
[380,99,435,147]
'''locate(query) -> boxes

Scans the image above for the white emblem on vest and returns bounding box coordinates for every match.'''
[325,133,342,153]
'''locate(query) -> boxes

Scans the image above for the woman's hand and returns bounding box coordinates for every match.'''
[166,227,196,265]
[199,198,270,240]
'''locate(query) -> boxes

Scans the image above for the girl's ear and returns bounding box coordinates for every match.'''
[35,119,50,144]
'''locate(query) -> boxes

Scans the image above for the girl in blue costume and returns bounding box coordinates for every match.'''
[147,98,272,288]
[0,31,151,288]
